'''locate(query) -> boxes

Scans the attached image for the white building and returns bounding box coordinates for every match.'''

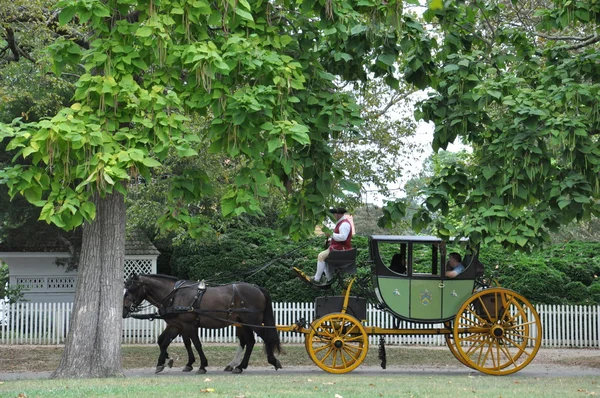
[0,232,159,303]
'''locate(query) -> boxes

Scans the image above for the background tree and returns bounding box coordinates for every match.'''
[0,0,423,378]
[0,1,82,268]
[380,0,600,251]
[336,77,426,202]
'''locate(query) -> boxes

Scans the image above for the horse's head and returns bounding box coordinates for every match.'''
[123,273,146,318]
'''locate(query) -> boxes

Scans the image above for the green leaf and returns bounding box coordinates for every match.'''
[136,26,153,37]
[80,202,96,221]
[377,54,396,67]
[177,146,198,157]
[103,173,115,185]
[428,0,444,10]
[291,131,310,146]
[23,186,42,203]
[340,179,361,194]
[267,138,282,152]
[235,8,254,21]
[142,158,162,167]
[59,7,77,25]
[221,197,236,217]
[482,166,496,180]
[39,202,54,221]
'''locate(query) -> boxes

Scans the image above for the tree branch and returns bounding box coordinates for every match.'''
[3,7,90,50]
[565,35,600,50]
[536,33,595,42]
[365,93,405,120]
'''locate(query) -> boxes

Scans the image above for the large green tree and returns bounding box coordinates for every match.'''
[0,0,424,378]
[381,0,600,250]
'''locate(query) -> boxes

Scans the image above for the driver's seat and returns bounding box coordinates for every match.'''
[326,248,357,275]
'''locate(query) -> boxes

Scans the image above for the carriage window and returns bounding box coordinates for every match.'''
[411,243,439,276]
[379,242,407,274]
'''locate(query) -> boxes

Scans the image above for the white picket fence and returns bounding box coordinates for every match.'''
[1,301,599,348]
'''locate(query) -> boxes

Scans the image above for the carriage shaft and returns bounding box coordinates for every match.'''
[276,324,489,336]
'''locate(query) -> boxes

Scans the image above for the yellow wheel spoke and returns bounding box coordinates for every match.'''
[458,316,483,328]
[319,346,335,363]
[340,350,348,368]
[497,340,518,367]
[313,344,333,355]
[505,320,536,330]
[318,328,334,338]
[476,294,496,322]
[474,336,492,367]
[465,335,489,358]
[464,305,491,326]
[344,335,366,342]
[342,344,362,358]
[331,348,339,368]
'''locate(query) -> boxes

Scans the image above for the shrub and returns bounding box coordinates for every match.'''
[167,229,597,305]
[588,282,600,304]
[565,281,591,304]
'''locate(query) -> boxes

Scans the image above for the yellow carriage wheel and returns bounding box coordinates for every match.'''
[305,312,369,374]
[453,287,542,375]
[443,321,473,369]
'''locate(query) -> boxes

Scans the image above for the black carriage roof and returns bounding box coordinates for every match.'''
[369,235,442,243]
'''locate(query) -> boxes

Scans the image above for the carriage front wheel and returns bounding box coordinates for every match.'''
[305,312,368,374]
[452,287,542,375]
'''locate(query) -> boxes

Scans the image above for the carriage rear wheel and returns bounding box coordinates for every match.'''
[443,321,473,369]
[305,312,368,374]
[453,287,542,375]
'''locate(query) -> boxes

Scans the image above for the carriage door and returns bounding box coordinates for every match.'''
[409,243,443,320]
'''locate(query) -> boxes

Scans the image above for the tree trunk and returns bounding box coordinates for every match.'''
[51,191,126,378]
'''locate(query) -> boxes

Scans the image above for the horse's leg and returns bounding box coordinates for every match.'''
[257,286,283,370]
[224,327,246,372]
[156,328,174,368]
[182,334,195,372]
[256,328,283,370]
[156,326,179,374]
[233,326,255,374]
[188,329,209,374]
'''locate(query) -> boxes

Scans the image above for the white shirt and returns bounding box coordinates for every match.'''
[332,215,351,242]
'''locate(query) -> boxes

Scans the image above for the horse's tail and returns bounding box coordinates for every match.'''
[259,286,281,354]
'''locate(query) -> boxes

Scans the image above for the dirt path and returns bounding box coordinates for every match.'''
[0,347,598,381]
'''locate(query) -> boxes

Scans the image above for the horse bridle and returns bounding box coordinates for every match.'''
[124,278,152,313]
[124,276,182,314]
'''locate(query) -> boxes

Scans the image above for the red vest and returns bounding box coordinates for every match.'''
[329,219,352,251]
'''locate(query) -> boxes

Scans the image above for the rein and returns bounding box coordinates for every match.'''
[129,307,279,330]
[205,237,322,284]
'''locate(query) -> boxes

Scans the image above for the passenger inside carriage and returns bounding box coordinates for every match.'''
[445,252,465,278]
[389,244,407,274]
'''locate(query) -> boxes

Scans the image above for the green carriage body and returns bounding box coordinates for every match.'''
[369,235,480,323]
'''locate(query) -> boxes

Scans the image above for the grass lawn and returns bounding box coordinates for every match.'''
[0,345,599,397]
[0,371,598,397]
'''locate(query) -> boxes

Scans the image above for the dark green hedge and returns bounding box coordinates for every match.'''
[164,228,599,305]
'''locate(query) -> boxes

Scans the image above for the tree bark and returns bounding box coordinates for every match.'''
[51,191,126,379]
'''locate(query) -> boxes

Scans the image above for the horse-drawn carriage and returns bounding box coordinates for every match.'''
[287,235,542,375]
[123,234,542,376]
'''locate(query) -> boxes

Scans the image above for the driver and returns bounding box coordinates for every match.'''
[311,207,353,284]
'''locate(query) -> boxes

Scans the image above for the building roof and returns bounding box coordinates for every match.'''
[124,231,160,256]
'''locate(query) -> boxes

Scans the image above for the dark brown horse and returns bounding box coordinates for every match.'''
[123,274,282,374]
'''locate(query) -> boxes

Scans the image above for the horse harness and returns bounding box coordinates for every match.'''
[155,280,259,323]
